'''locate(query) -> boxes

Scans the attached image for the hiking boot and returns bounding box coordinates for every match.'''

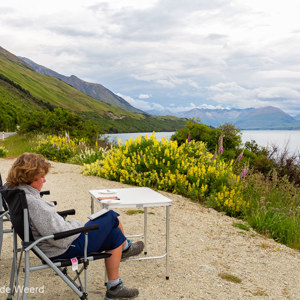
[105,279,139,299]
[121,241,144,259]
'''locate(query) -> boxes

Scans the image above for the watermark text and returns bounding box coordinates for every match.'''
[0,285,45,294]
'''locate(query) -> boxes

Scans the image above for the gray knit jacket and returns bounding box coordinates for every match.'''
[18,184,84,258]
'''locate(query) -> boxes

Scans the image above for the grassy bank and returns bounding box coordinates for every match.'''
[0,134,38,157]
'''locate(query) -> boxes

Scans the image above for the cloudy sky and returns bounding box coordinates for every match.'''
[1,0,300,115]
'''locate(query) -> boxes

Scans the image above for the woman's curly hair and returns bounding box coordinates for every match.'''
[6,153,51,188]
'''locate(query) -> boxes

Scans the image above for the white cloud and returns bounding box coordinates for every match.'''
[256,87,300,99]
[117,93,163,111]
[162,102,229,113]
[257,70,300,80]
[138,94,151,99]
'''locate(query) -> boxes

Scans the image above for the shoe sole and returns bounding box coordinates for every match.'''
[105,295,139,300]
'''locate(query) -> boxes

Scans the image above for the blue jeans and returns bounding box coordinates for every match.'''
[51,210,126,259]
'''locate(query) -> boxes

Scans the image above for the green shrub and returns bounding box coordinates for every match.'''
[83,133,247,216]
[172,120,300,186]
[34,134,82,162]
[0,146,8,157]
[70,146,108,165]
[171,119,242,152]
[171,119,217,151]
[19,108,99,141]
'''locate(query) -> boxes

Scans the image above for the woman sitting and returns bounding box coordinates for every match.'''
[6,152,144,299]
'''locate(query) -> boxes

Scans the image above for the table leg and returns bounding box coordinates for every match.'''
[104,263,108,286]
[90,196,94,214]
[144,207,147,255]
[166,206,170,280]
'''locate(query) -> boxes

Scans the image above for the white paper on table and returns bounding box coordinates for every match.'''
[97,189,116,195]
[100,199,121,204]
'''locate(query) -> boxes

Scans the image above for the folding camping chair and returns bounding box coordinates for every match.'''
[0,173,13,259]
[1,188,111,300]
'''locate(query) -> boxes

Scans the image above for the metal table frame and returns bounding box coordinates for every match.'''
[89,187,172,279]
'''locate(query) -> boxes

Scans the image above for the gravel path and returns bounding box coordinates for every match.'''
[1,158,299,299]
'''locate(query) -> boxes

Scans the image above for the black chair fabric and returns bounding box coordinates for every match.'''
[1,189,34,242]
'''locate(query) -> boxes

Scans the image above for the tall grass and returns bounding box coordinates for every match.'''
[241,171,300,249]
[267,144,300,185]
[0,134,39,157]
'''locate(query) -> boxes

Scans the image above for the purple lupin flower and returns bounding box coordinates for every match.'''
[238,150,244,162]
[218,135,223,154]
[57,146,60,151]
[187,134,191,143]
[52,143,55,148]
[240,167,249,178]
[218,145,223,154]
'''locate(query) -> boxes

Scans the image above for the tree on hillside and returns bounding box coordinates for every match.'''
[171,119,242,152]
[19,108,99,141]
[0,101,20,131]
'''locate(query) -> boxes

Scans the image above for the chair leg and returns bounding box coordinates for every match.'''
[0,217,3,259]
[7,254,16,300]
[7,231,19,300]
[0,197,3,259]
[22,250,30,300]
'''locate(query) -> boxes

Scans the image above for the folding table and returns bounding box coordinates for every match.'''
[89,187,172,279]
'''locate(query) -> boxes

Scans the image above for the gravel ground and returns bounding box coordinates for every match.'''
[1,158,300,300]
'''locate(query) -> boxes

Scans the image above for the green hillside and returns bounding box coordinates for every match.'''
[21,56,144,114]
[0,51,186,133]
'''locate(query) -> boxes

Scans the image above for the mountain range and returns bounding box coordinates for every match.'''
[20,55,300,130]
[147,106,300,130]
[1,45,299,131]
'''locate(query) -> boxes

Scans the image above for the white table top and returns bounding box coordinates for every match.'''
[89,187,172,208]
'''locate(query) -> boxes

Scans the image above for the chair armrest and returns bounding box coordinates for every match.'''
[57,209,76,217]
[40,190,50,197]
[53,224,99,240]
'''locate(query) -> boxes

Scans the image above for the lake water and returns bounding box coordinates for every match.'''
[104,130,300,155]
[240,130,300,155]
[104,132,174,144]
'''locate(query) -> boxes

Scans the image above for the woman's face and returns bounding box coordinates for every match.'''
[29,174,46,191]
